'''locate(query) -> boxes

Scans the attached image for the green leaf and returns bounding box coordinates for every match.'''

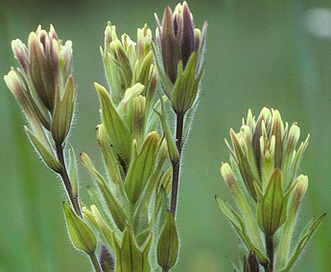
[117,83,145,116]
[89,204,116,251]
[275,175,308,270]
[157,211,179,271]
[95,83,132,171]
[112,40,133,91]
[124,132,161,204]
[63,202,97,255]
[171,52,202,114]
[24,126,61,173]
[68,144,78,197]
[122,227,143,272]
[287,134,310,189]
[113,226,151,272]
[155,96,179,165]
[220,163,264,252]
[82,206,99,230]
[96,123,123,187]
[81,153,129,231]
[51,75,76,144]
[279,213,326,272]
[133,50,153,88]
[125,93,146,146]
[133,148,168,233]
[282,124,300,188]
[215,196,268,266]
[257,169,287,235]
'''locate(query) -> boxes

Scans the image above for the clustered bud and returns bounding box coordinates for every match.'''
[4,3,207,271]
[5,25,76,143]
[154,1,207,114]
[4,25,76,170]
[81,21,177,272]
[217,107,326,271]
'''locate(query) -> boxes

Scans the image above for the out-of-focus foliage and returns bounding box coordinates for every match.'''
[1,0,331,271]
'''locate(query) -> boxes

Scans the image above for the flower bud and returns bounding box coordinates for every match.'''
[63,202,97,255]
[28,25,73,113]
[220,107,325,271]
[154,1,208,114]
[157,211,179,270]
[7,25,76,144]
[226,107,310,201]
[137,24,152,60]
[101,22,156,109]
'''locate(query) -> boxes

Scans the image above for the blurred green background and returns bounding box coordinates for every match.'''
[1,0,331,271]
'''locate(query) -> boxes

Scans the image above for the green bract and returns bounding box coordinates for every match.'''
[81,21,174,271]
[63,202,97,255]
[4,3,208,271]
[5,25,76,145]
[217,107,326,271]
[4,25,77,185]
[4,25,81,219]
[157,211,179,271]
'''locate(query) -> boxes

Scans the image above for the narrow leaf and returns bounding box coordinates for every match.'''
[215,197,268,266]
[68,144,79,197]
[96,124,123,187]
[155,96,179,165]
[95,83,132,171]
[280,213,326,272]
[81,153,129,231]
[24,126,61,173]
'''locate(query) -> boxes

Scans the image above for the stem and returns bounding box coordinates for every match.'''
[265,233,274,272]
[55,142,82,216]
[56,143,103,271]
[89,252,103,272]
[170,112,185,218]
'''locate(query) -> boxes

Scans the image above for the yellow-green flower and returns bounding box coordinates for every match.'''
[218,107,326,271]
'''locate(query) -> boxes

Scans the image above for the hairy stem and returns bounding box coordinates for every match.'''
[265,233,274,272]
[170,112,184,217]
[89,252,103,272]
[55,142,81,216]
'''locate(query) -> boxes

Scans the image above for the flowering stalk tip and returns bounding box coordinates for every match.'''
[6,25,76,145]
[5,4,208,271]
[154,1,207,114]
[217,107,325,271]
[5,25,81,219]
